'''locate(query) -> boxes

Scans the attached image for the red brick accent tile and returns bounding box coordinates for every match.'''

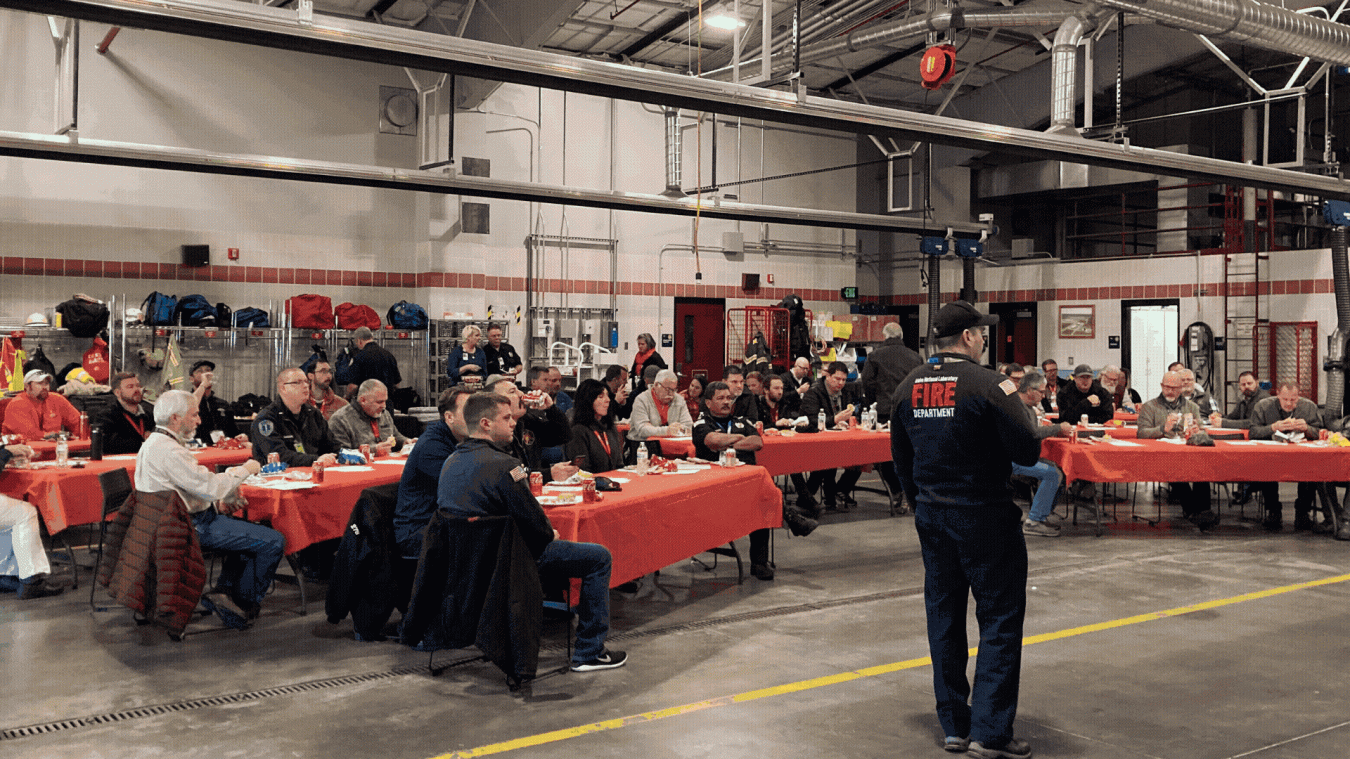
[243,267,260,283]
[484,275,498,290]
[277,268,294,285]
[1301,279,1314,294]
[297,268,313,285]
[1272,280,1286,294]
[356,271,373,287]
[369,271,384,287]
[226,266,244,283]
[1316,278,1332,293]
[262,267,279,284]
[339,270,354,286]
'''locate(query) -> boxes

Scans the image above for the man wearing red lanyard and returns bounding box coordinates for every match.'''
[628,369,694,455]
[328,379,409,455]
[100,372,156,454]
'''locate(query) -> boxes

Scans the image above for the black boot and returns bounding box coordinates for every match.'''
[784,507,818,537]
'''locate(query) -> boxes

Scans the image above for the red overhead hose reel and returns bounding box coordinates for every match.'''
[919,44,958,90]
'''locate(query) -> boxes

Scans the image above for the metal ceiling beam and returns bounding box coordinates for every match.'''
[8,0,1350,200]
[0,128,986,233]
[615,10,687,60]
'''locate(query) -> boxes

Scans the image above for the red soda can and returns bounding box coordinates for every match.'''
[313,462,325,484]
[359,444,371,463]
[267,452,280,465]
[582,479,598,503]
[1069,427,1079,444]
[529,472,543,496]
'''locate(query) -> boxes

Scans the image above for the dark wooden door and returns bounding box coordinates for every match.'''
[674,298,726,382]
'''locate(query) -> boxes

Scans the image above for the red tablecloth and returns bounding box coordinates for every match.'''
[241,461,406,554]
[756,428,892,476]
[1042,437,1350,484]
[23,439,93,461]
[1064,424,1246,441]
[656,428,893,476]
[0,447,253,534]
[546,464,782,586]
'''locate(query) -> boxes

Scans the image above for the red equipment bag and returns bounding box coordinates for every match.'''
[335,302,382,331]
[287,295,334,329]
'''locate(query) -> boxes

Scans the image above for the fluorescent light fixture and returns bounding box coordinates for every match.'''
[705,13,747,30]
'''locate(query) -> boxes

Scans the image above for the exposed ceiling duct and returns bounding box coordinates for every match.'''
[1046,6,1109,134]
[1096,0,1350,66]
[9,0,1350,201]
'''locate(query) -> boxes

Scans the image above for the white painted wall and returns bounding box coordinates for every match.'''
[0,9,861,397]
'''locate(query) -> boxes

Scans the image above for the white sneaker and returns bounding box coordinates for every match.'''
[1023,518,1061,537]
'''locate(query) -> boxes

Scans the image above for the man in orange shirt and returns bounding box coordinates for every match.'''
[1,370,81,440]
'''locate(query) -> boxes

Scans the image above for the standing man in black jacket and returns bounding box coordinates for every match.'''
[891,300,1041,759]
[799,362,864,510]
[860,322,923,512]
[346,327,402,398]
[1056,364,1114,425]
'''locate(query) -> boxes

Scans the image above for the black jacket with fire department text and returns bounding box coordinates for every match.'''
[890,352,1041,508]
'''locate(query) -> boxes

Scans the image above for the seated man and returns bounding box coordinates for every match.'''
[188,360,245,444]
[724,365,768,423]
[438,392,626,672]
[799,361,864,510]
[1211,371,1269,431]
[136,390,279,622]
[694,382,816,583]
[782,356,813,398]
[485,375,576,481]
[602,365,630,417]
[99,372,156,455]
[1137,370,1218,530]
[1250,381,1323,532]
[762,375,815,514]
[306,359,348,421]
[1013,371,1072,537]
[395,385,474,558]
[328,379,410,456]
[529,366,567,467]
[0,443,66,599]
[1040,359,1061,413]
[250,368,341,467]
[1178,367,1218,416]
[1057,364,1114,424]
[482,323,523,380]
[628,369,694,452]
[547,366,574,414]
[2,370,82,440]
[1099,364,1140,413]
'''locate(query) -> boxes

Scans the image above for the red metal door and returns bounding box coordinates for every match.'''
[674,298,726,383]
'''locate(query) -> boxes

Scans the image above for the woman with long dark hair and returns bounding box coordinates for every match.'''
[680,375,706,419]
[566,378,625,472]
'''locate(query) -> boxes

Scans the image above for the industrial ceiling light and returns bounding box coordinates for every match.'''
[705,12,747,30]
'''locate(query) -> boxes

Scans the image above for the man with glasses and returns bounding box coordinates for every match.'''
[306,359,348,421]
[628,369,694,449]
[891,300,1042,759]
[1014,371,1072,537]
[250,368,341,467]
[1138,370,1218,530]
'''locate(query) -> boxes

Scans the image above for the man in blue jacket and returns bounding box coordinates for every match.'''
[438,392,626,672]
[891,301,1042,759]
[394,385,473,558]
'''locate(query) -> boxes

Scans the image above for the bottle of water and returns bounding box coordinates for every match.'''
[817,410,826,432]
[635,446,649,476]
[55,434,69,467]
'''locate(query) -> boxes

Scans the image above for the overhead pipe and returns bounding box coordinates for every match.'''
[1046,7,1109,134]
[662,108,684,198]
[1095,0,1350,67]
[1326,224,1349,421]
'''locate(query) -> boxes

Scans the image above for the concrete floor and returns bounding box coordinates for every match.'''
[2,478,1348,758]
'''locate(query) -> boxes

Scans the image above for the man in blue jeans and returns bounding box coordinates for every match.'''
[1013,371,1071,537]
[136,390,285,625]
[438,391,626,672]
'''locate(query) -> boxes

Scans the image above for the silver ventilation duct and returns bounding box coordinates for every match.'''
[1046,8,1107,134]
[795,7,1076,68]
[1095,0,1350,66]
[662,109,685,198]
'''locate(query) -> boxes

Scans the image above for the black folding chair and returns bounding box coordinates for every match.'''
[89,468,133,611]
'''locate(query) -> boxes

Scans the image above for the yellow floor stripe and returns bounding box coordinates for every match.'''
[433,572,1350,759]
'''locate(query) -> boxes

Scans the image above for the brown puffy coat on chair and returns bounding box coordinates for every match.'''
[97,489,208,635]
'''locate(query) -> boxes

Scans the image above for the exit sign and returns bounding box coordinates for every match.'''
[840,286,858,300]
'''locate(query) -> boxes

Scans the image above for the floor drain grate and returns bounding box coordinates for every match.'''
[0,665,427,741]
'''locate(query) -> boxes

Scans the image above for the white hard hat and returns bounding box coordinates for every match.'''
[25,312,49,327]
[124,307,144,323]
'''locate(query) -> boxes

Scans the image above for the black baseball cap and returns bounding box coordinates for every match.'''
[189,360,216,375]
[1073,364,1094,377]
[932,300,999,338]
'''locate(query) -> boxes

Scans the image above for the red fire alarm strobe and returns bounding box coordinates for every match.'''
[920,44,958,90]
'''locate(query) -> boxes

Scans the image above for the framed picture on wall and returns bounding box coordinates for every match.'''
[1058,305,1095,339]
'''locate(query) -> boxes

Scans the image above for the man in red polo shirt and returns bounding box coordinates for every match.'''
[1,370,81,440]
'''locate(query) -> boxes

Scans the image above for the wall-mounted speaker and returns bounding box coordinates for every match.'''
[742,273,760,291]
[182,245,210,267]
